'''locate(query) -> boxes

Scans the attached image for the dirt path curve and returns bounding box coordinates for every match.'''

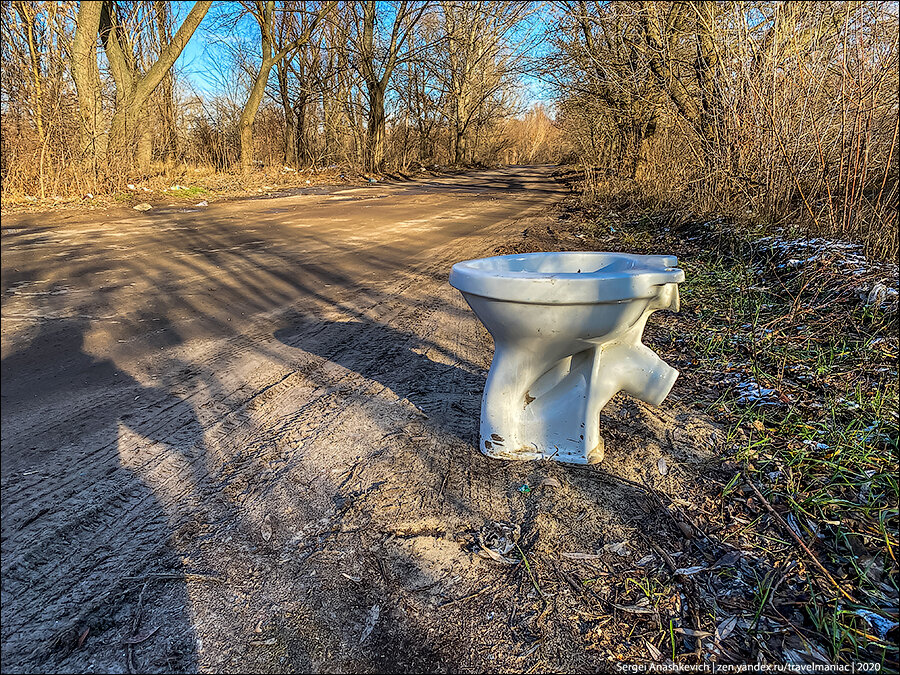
[1,166,570,672]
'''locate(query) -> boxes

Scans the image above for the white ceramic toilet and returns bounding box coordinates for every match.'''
[449,251,684,464]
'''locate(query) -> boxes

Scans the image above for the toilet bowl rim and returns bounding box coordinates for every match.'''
[449,251,684,304]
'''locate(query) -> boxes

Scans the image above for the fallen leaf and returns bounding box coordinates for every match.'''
[123,626,160,645]
[602,541,630,557]
[611,602,657,615]
[676,627,713,638]
[77,627,90,648]
[715,615,738,643]
[675,565,706,576]
[250,638,277,647]
[540,477,562,488]
[645,640,662,661]
[133,202,152,212]
[712,551,741,567]
[676,521,694,538]
[478,545,518,564]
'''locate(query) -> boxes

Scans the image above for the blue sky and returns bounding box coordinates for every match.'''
[173,2,555,108]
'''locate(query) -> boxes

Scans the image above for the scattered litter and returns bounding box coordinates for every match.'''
[866,282,890,306]
[754,234,898,312]
[602,541,630,557]
[657,456,669,475]
[854,610,899,639]
[733,379,781,406]
[478,522,520,564]
[359,604,380,643]
[518,484,531,493]
[260,514,273,542]
[133,203,152,212]
[194,200,208,207]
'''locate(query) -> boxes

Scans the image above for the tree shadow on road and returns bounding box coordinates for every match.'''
[0,317,203,673]
[274,312,485,445]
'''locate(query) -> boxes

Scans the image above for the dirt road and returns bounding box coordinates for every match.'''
[0,166,553,671]
[2,166,719,673]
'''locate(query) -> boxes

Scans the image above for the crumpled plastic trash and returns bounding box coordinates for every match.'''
[477,521,520,564]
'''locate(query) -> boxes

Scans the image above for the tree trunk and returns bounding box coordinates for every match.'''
[634,115,657,182]
[137,109,153,173]
[366,82,386,172]
[72,1,104,172]
[240,59,274,175]
[295,92,308,165]
[103,0,210,170]
[694,0,720,172]
[239,1,335,175]
[156,0,177,163]
[277,59,297,167]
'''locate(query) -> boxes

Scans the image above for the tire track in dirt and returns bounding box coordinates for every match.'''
[1,168,567,671]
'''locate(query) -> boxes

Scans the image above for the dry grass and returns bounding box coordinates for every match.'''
[566,172,898,667]
[486,169,898,668]
[553,1,899,262]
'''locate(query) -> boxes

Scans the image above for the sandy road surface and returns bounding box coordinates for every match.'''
[1,166,573,671]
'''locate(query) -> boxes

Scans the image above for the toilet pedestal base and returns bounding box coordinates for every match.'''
[478,309,679,465]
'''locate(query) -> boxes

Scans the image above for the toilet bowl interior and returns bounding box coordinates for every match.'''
[449,252,684,305]
[459,251,678,276]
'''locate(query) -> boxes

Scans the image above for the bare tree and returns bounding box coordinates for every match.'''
[435,1,532,164]
[96,0,211,172]
[345,0,428,171]
[237,0,335,175]
[551,0,899,258]
[4,1,75,195]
